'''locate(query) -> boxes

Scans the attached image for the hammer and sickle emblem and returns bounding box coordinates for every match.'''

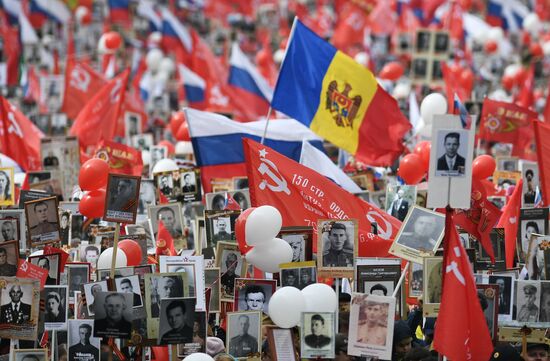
[70,65,91,92]
[365,210,392,240]
[257,157,290,195]
[6,107,23,138]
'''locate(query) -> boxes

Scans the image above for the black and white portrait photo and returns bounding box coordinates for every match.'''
[415,30,431,52]
[0,241,18,277]
[157,173,174,197]
[137,179,156,217]
[301,312,334,358]
[0,218,18,242]
[519,212,548,261]
[79,244,100,271]
[538,282,550,322]
[412,57,428,80]
[409,263,423,298]
[488,274,514,319]
[181,171,197,194]
[226,311,261,359]
[526,235,548,280]
[216,243,246,301]
[423,257,443,316]
[385,184,416,222]
[0,168,14,207]
[204,268,221,313]
[205,210,240,249]
[0,278,40,339]
[150,146,167,175]
[318,220,357,276]
[390,206,445,264]
[29,254,60,285]
[115,275,143,308]
[93,292,133,338]
[24,196,60,245]
[434,32,449,53]
[68,319,100,361]
[104,174,141,224]
[158,297,195,345]
[365,281,394,297]
[497,156,518,172]
[67,264,90,301]
[145,273,187,319]
[149,204,185,248]
[206,191,250,211]
[124,112,141,140]
[13,350,47,361]
[279,227,313,263]
[516,281,540,322]
[131,133,153,152]
[83,280,108,316]
[434,130,468,177]
[477,285,498,342]
[42,286,68,330]
[520,162,539,208]
[280,268,300,288]
[234,280,276,314]
[0,283,32,324]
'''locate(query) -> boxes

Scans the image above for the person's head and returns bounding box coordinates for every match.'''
[78,324,92,343]
[212,194,225,210]
[526,221,540,240]
[34,201,49,223]
[104,293,126,322]
[1,222,15,241]
[91,284,103,297]
[161,176,168,187]
[183,173,191,185]
[329,222,348,251]
[370,284,388,296]
[301,269,312,284]
[193,320,200,333]
[9,285,22,302]
[233,192,248,208]
[525,343,549,361]
[396,188,405,199]
[160,277,180,298]
[120,279,134,293]
[37,257,50,270]
[413,215,437,238]
[288,237,303,261]
[443,132,460,158]
[244,285,265,311]
[526,169,534,181]
[285,271,297,285]
[116,179,134,198]
[84,246,99,264]
[237,315,250,335]
[495,278,505,291]
[0,248,8,265]
[166,300,186,330]
[365,300,384,324]
[216,219,227,233]
[46,291,61,314]
[225,252,238,273]
[60,213,69,228]
[0,171,9,195]
[524,284,537,305]
[393,320,413,357]
[158,207,176,229]
[310,314,325,335]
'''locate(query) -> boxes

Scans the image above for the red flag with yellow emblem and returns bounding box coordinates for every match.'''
[156,220,176,257]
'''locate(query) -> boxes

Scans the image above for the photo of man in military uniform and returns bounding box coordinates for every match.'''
[0,246,17,277]
[304,314,331,349]
[26,198,60,243]
[322,222,354,268]
[517,283,540,322]
[68,322,99,361]
[159,299,194,345]
[228,313,259,358]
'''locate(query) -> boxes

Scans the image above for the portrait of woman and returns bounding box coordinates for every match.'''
[45,291,66,323]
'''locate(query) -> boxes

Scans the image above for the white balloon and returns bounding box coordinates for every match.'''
[503,63,521,78]
[543,41,550,57]
[175,141,194,155]
[141,150,151,166]
[97,34,115,55]
[392,82,411,99]
[155,70,170,84]
[489,89,511,102]
[146,49,164,72]
[159,57,175,75]
[354,51,369,67]
[245,206,282,246]
[152,158,179,174]
[148,32,162,45]
[301,283,338,312]
[273,49,285,64]
[183,353,214,361]
[97,247,127,270]
[523,13,541,35]
[75,6,89,24]
[420,93,447,125]
[268,287,305,328]
[245,238,293,273]
[486,27,504,43]
[418,122,433,139]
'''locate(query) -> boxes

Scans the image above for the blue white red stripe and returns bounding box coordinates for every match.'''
[160,7,193,53]
[136,1,162,31]
[228,42,273,103]
[454,93,471,129]
[29,0,71,24]
[486,0,529,31]
[178,63,205,103]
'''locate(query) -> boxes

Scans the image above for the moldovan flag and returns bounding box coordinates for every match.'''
[271,18,411,166]
[433,208,493,361]
[243,138,402,257]
[61,58,106,119]
[70,69,129,149]
[0,97,44,171]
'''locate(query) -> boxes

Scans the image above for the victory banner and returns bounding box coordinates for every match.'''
[244,138,401,257]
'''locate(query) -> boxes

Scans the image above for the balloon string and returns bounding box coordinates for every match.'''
[205,258,239,291]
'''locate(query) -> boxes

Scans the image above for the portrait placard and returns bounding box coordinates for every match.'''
[0,210,25,247]
[477,284,499,344]
[104,174,141,224]
[13,349,48,361]
[423,257,443,317]
[114,275,143,308]
[41,285,68,330]
[158,297,196,345]
[0,167,14,206]
[433,129,469,177]
[519,161,539,208]
[24,196,61,246]
[205,190,250,211]
[279,261,317,290]
[28,253,60,285]
[317,219,358,278]
[233,278,276,314]
[226,311,261,360]
[66,263,91,302]
[515,280,540,322]
[0,218,19,243]
[277,226,313,263]
[68,319,101,361]
[389,206,445,264]
[496,156,519,172]
[93,291,133,338]
[526,234,549,280]
[355,258,401,296]
[83,280,108,316]
[215,242,248,301]
[176,310,207,357]
[493,170,522,194]
[408,262,423,298]
[300,312,335,359]
[0,240,19,277]
[518,208,549,261]
[489,274,515,321]
[160,254,206,311]
[347,293,395,359]
[204,210,241,250]
[384,184,416,222]
[40,136,80,200]
[0,277,40,340]
[148,203,186,250]
[179,169,202,203]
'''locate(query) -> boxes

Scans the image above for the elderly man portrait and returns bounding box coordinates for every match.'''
[94,293,132,336]
[0,285,31,324]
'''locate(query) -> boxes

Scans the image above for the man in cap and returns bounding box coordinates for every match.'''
[518,284,539,322]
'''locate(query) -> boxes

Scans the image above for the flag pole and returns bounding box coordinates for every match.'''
[392,262,410,298]
[260,107,273,145]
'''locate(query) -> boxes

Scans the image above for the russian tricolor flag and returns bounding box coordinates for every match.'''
[184,108,323,193]
[108,0,131,26]
[136,1,162,31]
[486,0,529,32]
[178,63,206,108]
[228,42,273,121]
[29,0,71,27]
[160,7,193,63]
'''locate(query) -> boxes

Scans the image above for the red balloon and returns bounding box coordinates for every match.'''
[118,240,143,266]
[460,68,474,93]
[104,31,122,50]
[176,121,190,141]
[484,40,498,54]
[502,74,515,91]
[378,62,404,81]
[79,189,106,219]
[472,155,496,180]
[169,111,185,135]
[79,158,109,191]
[235,208,255,255]
[256,49,271,67]
[413,141,431,170]
[530,43,543,58]
[398,154,425,185]
[82,12,92,25]
[157,140,175,156]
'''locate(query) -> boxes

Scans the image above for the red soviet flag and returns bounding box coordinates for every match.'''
[0,97,44,171]
[534,121,550,206]
[61,58,106,119]
[70,69,129,149]
[433,208,493,361]
[497,179,523,269]
[156,220,176,257]
[453,179,501,263]
[243,138,401,257]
